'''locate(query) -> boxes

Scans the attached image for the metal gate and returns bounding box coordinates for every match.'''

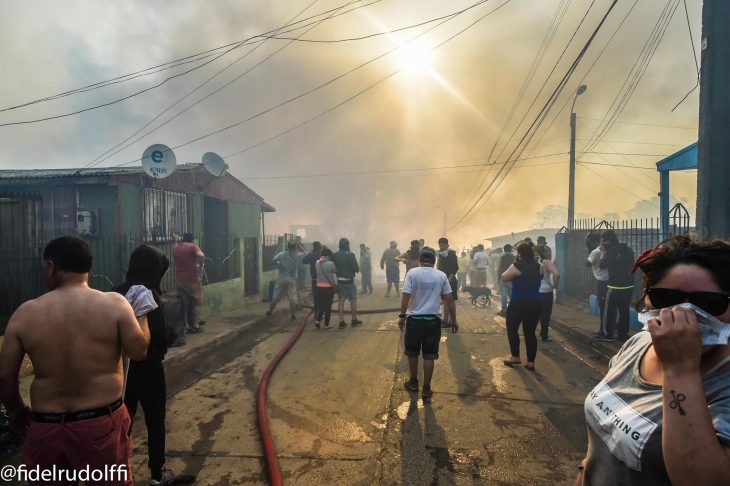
[244,237,259,296]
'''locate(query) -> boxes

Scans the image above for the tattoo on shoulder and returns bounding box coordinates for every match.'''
[669,390,687,416]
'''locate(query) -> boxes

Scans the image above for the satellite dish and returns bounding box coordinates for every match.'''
[141,144,176,179]
[202,152,227,177]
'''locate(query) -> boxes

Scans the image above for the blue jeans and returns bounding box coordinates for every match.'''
[500,281,512,310]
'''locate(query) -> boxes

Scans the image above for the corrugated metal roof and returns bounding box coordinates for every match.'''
[0,164,201,180]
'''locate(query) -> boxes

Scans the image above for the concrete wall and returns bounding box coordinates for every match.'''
[200,277,245,317]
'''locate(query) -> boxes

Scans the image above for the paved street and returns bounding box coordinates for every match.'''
[130,290,605,485]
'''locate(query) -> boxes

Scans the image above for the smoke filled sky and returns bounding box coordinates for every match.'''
[0,0,701,251]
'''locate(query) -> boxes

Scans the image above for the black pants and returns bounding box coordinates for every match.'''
[124,359,166,477]
[539,291,553,339]
[596,280,608,332]
[506,299,541,362]
[602,286,633,339]
[314,286,335,325]
[311,280,319,316]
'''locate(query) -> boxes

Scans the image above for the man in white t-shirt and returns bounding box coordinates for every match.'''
[398,247,457,402]
[585,232,609,335]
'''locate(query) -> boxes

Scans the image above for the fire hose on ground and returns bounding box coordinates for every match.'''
[255,298,402,485]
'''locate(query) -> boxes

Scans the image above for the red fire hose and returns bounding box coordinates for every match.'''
[256,304,401,485]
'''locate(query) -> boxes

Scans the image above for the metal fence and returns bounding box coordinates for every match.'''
[562,203,691,302]
[0,233,244,333]
[262,234,280,272]
[243,237,259,296]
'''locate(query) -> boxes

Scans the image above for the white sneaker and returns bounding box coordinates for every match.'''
[149,467,175,486]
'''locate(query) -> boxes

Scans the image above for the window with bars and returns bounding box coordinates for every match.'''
[143,188,188,241]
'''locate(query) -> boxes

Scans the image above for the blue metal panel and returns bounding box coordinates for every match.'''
[656,141,698,171]
[657,142,697,236]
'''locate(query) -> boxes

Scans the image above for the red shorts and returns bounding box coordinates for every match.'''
[22,404,133,485]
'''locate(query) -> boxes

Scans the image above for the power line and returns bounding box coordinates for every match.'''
[576,116,695,129]
[579,164,659,208]
[108,0,513,170]
[670,0,700,112]
[448,0,620,231]
[84,0,494,169]
[579,0,682,156]
[0,0,381,114]
[584,151,670,156]
[578,160,655,169]
[240,152,568,180]
[83,0,341,169]
[523,0,639,158]
[459,0,573,227]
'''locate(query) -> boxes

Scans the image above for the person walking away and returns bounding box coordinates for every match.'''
[472,244,489,287]
[457,251,470,291]
[398,247,458,402]
[173,233,205,334]
[380,241,401,297]
[536,235,552,260]
[536,244,560,342]
[333,237,361,328]
[0,237,149,485]
[596,229,635,341]
[575,236,730,485]
[500,241,542,371]
[585,231,609,335]
[266,240,306,320]
[396,240,421,274]
[468,247,478,288]
[302,241,322,325]
[359,243,373,295]
[436,237,459,328]
[497,244,515,317]
[314,247,337,329]
[488,248,503,289]
[113,246,193,485]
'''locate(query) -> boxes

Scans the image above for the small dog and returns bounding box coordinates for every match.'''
[461,286,492,307]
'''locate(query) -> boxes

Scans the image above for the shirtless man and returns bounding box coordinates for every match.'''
[0,236,149,484]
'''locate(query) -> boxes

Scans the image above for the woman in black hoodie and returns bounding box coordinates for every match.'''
[113,245,181,485]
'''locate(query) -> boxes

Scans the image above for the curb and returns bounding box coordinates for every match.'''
[164,313,270,372]
[549,315,622,358]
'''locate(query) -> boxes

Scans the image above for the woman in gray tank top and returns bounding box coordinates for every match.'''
[577,236,730,485]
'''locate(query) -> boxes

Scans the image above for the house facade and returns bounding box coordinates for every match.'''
[0,164,276,330]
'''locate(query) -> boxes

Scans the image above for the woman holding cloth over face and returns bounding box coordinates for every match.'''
[576,236,730,485]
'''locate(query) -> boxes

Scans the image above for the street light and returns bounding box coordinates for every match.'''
[567,84,587,230]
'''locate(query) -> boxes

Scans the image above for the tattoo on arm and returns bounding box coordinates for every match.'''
[669,390,687,416]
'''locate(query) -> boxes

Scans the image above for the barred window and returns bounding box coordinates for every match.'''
[143,188,188,241]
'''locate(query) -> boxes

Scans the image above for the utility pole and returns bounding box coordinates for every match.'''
[568,112,577,230]
[568,85,587,230]
[696,1,730,239]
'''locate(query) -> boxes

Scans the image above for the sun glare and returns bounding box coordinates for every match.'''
[393,43,434,78]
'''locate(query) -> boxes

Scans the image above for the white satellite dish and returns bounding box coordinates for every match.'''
[141,144,176,179]
[202,152,227,177]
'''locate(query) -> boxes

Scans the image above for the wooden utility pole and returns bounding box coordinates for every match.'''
[696,1,730,239]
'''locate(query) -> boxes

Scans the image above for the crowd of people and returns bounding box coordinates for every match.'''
[2,231,730,485]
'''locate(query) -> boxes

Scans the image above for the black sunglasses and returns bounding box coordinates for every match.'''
[646,288,730,316]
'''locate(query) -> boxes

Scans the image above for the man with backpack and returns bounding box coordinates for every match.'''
[596,230,635,342]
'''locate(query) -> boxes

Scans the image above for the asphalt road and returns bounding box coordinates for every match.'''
[131,290,606,485]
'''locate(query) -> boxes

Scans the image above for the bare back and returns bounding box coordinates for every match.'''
[13,285,141,413]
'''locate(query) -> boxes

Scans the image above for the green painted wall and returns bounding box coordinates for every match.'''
[228,202,261,238]
[117,183,142,236]
[200,278,244,317]
[77,184,116,236]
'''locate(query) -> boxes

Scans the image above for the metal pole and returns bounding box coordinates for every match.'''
[696,0,730,239]
[568,112,577,230]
